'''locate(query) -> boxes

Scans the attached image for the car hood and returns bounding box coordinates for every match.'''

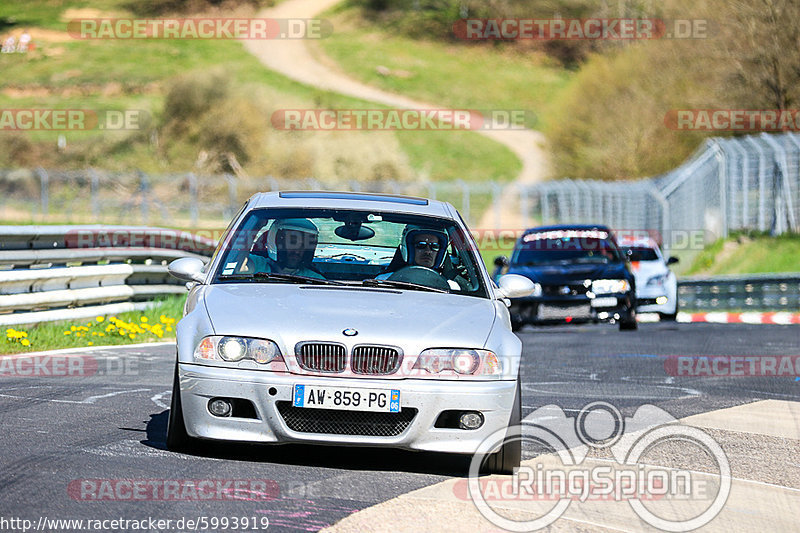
[507,262,629,284]
[203,284,497,351]
[629,260,668,283]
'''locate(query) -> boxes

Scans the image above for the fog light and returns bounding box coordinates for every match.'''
[655,296,668,305]
[208,398,232,417]
[459,411,484,430]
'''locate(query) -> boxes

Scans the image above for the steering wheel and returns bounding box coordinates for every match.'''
[387,266,451,291]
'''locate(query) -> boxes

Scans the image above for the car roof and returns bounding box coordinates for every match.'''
[618,236,660,249]
[522,224,614,234]
[246,191,454,218]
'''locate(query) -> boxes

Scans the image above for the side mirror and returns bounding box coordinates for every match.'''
[494,256,509,267]
[495,274,536,299]
[168,257,206,284]
[667,256,679,265]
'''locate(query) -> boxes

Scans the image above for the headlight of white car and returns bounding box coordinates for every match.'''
[646,273,668,287]
[412,348,503,378]
[195,336,284,366]
[591,279,631,294]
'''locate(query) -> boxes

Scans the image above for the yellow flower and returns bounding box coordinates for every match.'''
[166,326,173,332]
[20,332,27,338]
[98,332,105,337]
[64,331,71,335]
[96,316,104,322]
[70,326,77,332]
[129,334,135,339]
[21,339,30,346]
[88,342,93,346]
[140,316,148,323]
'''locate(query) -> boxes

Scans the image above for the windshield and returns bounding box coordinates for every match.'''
[212,208,488,298]
[511,229,622,265]
[624,246,660,262]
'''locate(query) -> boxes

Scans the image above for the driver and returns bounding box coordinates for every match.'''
[245,218,326,279]
[377,225,469,289]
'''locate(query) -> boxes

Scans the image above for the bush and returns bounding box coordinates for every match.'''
[161,70,268,169]
[545,37,724,181]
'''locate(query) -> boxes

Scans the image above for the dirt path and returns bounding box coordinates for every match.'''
[244,0,549,229]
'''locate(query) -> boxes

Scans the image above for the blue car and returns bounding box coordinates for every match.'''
[493,225,638,331]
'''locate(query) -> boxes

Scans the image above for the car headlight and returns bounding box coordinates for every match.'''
[412,349,502,378]
[194,336,284,366]
[646,274,668,287]
[591,279,630,294]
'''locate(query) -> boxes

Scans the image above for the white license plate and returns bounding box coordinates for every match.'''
[292,385,400,413]
[591,297,618,307]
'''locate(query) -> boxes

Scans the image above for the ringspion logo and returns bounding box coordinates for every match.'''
[467,402,730,532]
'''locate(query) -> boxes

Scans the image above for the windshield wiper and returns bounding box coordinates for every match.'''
[218,272,345,286]
[362,278,449,293]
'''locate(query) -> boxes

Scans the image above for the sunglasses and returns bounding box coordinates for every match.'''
[414,240,441,251]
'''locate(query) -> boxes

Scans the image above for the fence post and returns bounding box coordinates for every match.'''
[427,183,437,201]
[745,136,768,232]
[519,186,530,229]
[761,133,797,233]
[89,168,100,220]
[36,167,49,218]
[541,188,550,225]
[224,173,237,220]
[187,173,198,227]
[712,141,728,239]
[492,182,501,230]
[138,170,150,224]
[458,180,470,224]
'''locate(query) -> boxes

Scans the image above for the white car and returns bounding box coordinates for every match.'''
[619,238,679,320]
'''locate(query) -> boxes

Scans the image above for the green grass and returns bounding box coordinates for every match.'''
[0,295,184,355]
[685,233,800,276]
[318,6,573,131]
[0,0,521,188]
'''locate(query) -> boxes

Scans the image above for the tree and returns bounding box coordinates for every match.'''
[723,0,800,109]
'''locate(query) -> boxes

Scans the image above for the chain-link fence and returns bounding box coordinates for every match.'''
[517,132,800,252]
[2,132,798,249]
[0,168,501,229]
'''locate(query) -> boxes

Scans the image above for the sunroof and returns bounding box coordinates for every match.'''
[279,191,429,205]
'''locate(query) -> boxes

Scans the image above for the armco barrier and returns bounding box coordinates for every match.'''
[0,225,216,326]
[678,273,800,311]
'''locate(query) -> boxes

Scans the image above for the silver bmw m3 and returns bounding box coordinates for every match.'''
[166,191,534,473]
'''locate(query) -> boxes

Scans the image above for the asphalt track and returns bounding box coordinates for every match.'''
[1,322,798,532]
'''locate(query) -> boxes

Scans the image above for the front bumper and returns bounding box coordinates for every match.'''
[178,362,517,455]
[635,286,673,313]
[511,293,634,324]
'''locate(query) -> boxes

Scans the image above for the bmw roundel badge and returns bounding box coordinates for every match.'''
[343,328,358,336]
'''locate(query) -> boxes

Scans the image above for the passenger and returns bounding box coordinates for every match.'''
[245,218,325,279]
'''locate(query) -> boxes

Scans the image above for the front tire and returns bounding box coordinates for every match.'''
[482,376,522,475]
[659,296,679,321]
[619,308,638,330]
[166,364,194,452]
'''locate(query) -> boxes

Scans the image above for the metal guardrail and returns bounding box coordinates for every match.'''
[678,273,800,311]
[0,225,216,326]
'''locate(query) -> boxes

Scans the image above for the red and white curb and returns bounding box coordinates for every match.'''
[674,312,800,325]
